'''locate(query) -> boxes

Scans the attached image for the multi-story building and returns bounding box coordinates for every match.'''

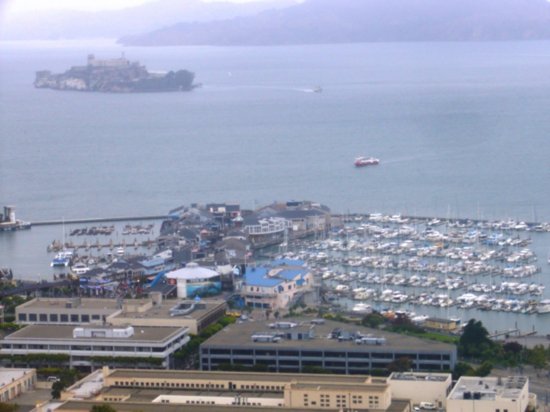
[0,324,189,370]
[447,376,531,412]
[240,259,313,310]
[388,372,452,409]
[16,297,119,325]
[0,368,36,402]
[56,367,406,412]
[200,318,457,373]
[14,295,226,334]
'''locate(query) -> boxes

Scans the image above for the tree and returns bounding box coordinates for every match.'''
[361,313,385,328]
[0,403,18,412]
[452,362,474,380]
[387,357,413,372]
[459,319,494,358]
[525,345,547,373]
[90,404,117,412]
[474,360,493,377]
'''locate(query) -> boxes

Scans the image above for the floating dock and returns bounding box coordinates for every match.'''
[32,215,170,226]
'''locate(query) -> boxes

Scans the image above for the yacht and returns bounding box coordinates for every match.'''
[71,262,90,275]
[537,299,550,314]
[352,303,372,314]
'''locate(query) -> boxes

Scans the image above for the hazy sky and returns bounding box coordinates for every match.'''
[6,0,276,13]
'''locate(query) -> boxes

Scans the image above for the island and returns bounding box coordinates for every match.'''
[34,54,197,93]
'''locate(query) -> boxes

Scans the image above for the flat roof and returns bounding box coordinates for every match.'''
[101,387,283,401]
[112,300,225,322]
[5,324,186,343]
[107,369,371,384]
[0,369,34,388]
[57,401,332,412]
[18,297,119,312]
[202,318,455,352]
[389,372,451,382]
[449,376,527,401]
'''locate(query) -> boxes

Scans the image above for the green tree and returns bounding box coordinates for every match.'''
[361,313,385,328]
[0,403,18,412]
[525,345,547,372]
[452,362,475,380]
[90,404,117,412]
[459,319,494,359]
[474,361,493,377]
[387,357,413,372]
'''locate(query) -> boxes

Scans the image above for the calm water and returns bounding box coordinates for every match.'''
[1,40,549,332]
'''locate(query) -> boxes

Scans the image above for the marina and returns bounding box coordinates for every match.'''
[270,213,550,327]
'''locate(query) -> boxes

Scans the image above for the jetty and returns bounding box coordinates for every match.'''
[32,215,169,226]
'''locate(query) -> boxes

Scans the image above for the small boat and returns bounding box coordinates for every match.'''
[352,303,372,314]
[71,262,90,275]
[116,247,125,257]
[354,156,380,167]
[312,86,323,93]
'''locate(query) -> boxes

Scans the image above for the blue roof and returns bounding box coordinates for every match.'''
[244,267,283,287]
[271,258,305,267]
[278,268,307,281]
[140,257,165,268]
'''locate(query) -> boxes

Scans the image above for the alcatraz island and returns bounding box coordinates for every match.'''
[34,54,197,93]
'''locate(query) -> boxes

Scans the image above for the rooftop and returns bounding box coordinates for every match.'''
[449,376,528,401]
[107,369,372,384]
[202,318,455,352]
[5,324,186,343]
[17,297,119,312]
[0,369,34,388]
[389,372,450,382]
[111,300,226,322]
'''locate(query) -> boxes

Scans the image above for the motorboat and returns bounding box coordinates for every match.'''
[354,156,380,167]
[352,303,372,314]
[51,250,73,267]
[71,262,90,275]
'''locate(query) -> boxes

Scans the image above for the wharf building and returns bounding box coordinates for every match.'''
[388,372,453,409]
[165,262,222,299]
[199,318,457,374]
[238,259,313,310]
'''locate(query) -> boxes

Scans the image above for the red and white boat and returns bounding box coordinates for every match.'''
[354,156,380,167]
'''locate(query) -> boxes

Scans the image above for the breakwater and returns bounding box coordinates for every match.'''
[32,215,169,226]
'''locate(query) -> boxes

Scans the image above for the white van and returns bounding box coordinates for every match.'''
[420,402,436,410]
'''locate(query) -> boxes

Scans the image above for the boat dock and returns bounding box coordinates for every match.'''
[32,215,169,226]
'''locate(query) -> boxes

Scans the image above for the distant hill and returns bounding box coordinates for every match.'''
[0,0,298,40]
[119,0,550,46]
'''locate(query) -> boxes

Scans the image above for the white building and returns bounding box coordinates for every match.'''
[447,376,530,412]
[388,372,452,409]
[165,263,221,299]
[1,324,189,370]
[0,368,36,402]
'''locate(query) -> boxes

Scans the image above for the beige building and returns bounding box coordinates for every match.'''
[0,368,36,402]
[56,367,405,412]
[15,295,226,335]
[447,376,530,412]
[106,297,226,335]
[424,318,460,333]
[388,372,452,409]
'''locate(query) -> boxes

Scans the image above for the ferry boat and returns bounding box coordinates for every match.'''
[354,156,380,167]
[51,250,73,267]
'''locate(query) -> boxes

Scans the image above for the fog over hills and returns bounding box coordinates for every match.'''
[120,0,550,46]
[0,0,297,40]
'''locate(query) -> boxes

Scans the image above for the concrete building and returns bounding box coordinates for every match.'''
[56,367,408,412]
[200,318,457,373]
[165,263,221,298]
[240,259,313,311]
[16,297,119,325]
[388,372,452,409]
[106,297,226,335]
[424,318,460,333]
[0,324,189,370]
[0,368,36,402]
[447,376,531,412]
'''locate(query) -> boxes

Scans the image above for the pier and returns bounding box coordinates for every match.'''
[32,215,170,226]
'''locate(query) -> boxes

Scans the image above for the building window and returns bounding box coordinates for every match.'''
[18,314,26,322]
[28,313,37,322]
[70,314,79,322]
[81,314,90,322]
[60,314,68,322]
[50,314,58,322]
